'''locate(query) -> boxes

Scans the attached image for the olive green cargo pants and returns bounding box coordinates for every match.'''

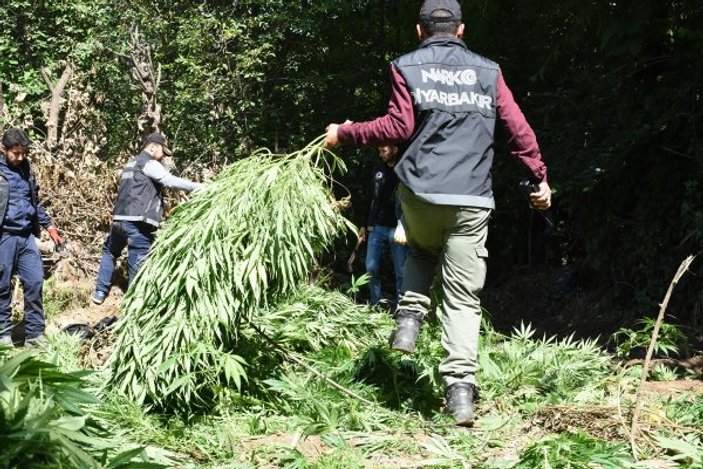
[397,184,490,387]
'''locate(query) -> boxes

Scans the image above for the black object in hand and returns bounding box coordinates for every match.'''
[519,179,539,198]
[519,178,555,229]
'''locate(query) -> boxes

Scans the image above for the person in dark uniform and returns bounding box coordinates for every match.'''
[358,144,407,307]
[324,0,551,425]
[0,128,64,347]
[91,132,202,305]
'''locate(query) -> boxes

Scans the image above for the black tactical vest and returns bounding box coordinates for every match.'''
[112,152,164,227]
[394,37,499,208]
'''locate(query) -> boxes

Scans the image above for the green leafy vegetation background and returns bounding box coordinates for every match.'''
[2,0,701,325]
[2,1,703,467]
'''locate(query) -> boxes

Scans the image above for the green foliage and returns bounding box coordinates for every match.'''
[649,363,680,382]
[612,318,687,358]
[479,323,612,408]
[665,394,703,432]
[256,283,387,354]
[344,273,370,298]
[654,435,703,466]
[234,281,392,402]
[514,432,633,468]
[264,367,377,434]
[249,308,393,433]
[43,278,92,321]
[107,139,350,412]
[651,396,703,466]
[94,313,703,467]
[0,347,161,468]
[45,332,85,372]
[0,348,101,467]
[353,321,444,414]
[0,0,129,145]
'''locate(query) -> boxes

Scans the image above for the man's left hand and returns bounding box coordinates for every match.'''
[394,220,408,246]
[530,182,552,211]
[47,226,64,246]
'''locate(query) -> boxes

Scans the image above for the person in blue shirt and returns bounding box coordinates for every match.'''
[0,128,64,347]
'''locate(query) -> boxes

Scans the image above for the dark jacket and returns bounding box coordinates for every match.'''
[112,151,163,228]
[0,155,52,236]
[365,163,400,229]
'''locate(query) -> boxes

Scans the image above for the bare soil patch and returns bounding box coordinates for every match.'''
[641,379,703,398]
[46,285,122,334]
[45,279,122,368]
[482,266,630,342]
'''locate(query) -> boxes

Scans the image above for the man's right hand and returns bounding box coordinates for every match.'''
[324,120,352,148]
[358,226,367,242]
[530,181,552,211]
[323,123,340,148]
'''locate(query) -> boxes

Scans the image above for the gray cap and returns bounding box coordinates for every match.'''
[420,0,462,22]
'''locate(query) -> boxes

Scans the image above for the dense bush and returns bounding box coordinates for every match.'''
[0,0,701,324]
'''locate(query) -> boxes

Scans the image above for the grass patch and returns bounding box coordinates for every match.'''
[43,277,92,320]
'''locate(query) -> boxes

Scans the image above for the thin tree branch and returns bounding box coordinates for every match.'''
[630,255,695,459]
[249,322,374,406]
[40,67,55,89]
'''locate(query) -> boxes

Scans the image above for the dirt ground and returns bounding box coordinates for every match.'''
[641,378,703,398]
[46,283,123,334]
[482,265,629,341]
[43,249,125,332]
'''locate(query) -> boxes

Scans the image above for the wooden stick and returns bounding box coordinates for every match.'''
[630,255,695,458]
[249,322,374,406]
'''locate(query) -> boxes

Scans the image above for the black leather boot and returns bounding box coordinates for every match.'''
[445,382,478,426]
[389,309,423,353]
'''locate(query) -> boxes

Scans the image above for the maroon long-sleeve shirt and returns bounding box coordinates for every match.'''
[337,65,547,183]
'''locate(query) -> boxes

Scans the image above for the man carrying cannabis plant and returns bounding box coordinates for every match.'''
[0,128,64,347]
[324,0,551,425]
[91,132,202,305]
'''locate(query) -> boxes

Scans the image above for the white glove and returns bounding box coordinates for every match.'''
[393,220,407,245]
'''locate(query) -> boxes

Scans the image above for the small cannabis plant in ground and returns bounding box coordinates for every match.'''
[612,317,687,358]
[479,322,612,407]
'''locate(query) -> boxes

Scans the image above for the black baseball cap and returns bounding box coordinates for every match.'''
[144,132,173,156]
[420,0,462,22]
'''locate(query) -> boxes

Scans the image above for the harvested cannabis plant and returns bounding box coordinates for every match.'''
[107,138,350,412]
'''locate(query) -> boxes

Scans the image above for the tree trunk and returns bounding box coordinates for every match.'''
[41,63,73,149]
[127,26,163,135]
